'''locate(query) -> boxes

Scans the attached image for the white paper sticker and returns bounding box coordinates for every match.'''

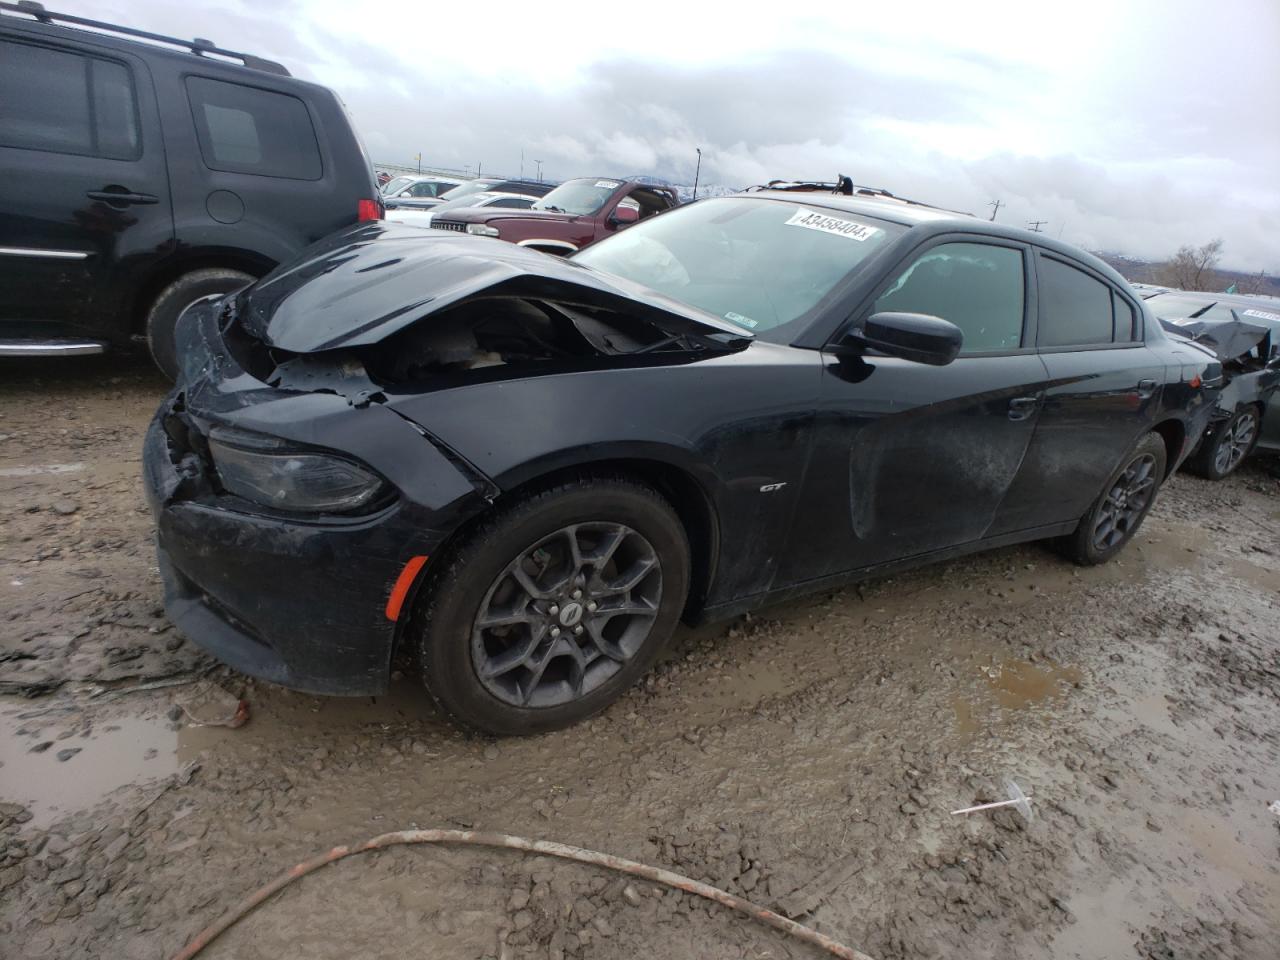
[724,311,758,328]
[784,208,880,241]
[595,180,621,189]
[1242,308,1280,322]
[1170,317,1196,326]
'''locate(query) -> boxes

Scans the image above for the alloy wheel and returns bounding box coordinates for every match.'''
[1212,412,1257,476]
[1092,453,1158,551]
[471,522,662,708]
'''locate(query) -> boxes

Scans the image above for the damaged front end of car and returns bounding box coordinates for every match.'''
[143,223,750,695]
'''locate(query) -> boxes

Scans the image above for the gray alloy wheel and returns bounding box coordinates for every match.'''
[1212,409,1258,476]
[1091,452,1158,552]
[471,522,662,708]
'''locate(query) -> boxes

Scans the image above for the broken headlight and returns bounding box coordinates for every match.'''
[207,428,387,514]
[465,223,501,237]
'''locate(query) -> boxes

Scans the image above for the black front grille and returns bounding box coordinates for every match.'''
[432,221,465,232]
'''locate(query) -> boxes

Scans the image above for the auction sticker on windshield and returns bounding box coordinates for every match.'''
[784,208,880,241]
[595,180,621,189]
[1243,308,1280,323]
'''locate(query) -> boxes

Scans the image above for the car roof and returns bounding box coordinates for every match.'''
[1146,289,1280,308]
[741,190,1132,292]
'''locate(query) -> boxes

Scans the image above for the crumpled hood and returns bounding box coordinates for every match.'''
[238,222,753,353]
[1159,315,1273,363]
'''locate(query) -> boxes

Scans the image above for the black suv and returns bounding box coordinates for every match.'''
[0,2,382,377]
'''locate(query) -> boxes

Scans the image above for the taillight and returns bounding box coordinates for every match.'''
[357,198,382,222]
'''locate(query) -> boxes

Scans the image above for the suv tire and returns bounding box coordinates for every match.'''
[414,477,690,736]
[146,269,254,379]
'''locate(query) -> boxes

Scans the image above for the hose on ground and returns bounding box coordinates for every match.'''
[169,828,876,960]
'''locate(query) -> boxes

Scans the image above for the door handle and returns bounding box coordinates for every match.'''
[1136,379,1157,399]
[86,188,159,206]
[1008,396,1039,421]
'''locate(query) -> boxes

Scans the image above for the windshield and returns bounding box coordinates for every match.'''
[380,176,414,196]
[1146,294,1217,320]
[439,179,499,202]
[533,179,621,215]
[574,197,903,342]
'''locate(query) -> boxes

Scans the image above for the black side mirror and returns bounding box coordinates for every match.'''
[833,311,963,366]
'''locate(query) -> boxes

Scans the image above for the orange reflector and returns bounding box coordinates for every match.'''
[385,555,428,622]
[1189,375,1202,389]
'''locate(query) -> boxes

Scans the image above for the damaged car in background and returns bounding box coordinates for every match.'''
[1157,310,1279,478]
[145,193,1221,735]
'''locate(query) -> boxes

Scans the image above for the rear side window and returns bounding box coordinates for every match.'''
[1113,291,1139,341]
[489,197,532,208]
[0,40,139,160]
[186,77,321,180]
[1037,256,1114,347]
[873,241,1025,353]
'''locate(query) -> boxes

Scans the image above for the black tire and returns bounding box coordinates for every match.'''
[146,268,254,380]
[1185,405,1261,481]
[1061,432,1167,566]
[413,477,690,736]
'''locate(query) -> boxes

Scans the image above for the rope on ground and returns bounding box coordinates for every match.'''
[168,828,877,960]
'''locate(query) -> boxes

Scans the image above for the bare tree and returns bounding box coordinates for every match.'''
[1237,270,1269,296]
[1153,238,1224,291]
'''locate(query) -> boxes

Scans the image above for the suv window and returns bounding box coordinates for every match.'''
[1038,256,1115,347]
[0,40,139,160]
[185,77,321,180]
[489,197,532,208]
[874,241,1025,353]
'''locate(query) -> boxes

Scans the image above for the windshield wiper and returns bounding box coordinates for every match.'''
[541,205,565,213]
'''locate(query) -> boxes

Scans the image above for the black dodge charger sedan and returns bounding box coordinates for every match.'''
[144,191,1220,734]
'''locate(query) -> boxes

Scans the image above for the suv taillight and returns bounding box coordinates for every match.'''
[358,198,382,222]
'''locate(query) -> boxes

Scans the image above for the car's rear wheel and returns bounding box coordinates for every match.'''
[147,268,255,380]
[1186,405,1260,480]
[1061,432,1167,565]
[414,478,690,735]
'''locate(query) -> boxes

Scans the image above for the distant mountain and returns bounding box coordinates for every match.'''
[1093,251,1280,298]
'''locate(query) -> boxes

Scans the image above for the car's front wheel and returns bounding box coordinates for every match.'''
[414,478,690,735]
[1186,405,1261,480]
[1062,432,1167,565]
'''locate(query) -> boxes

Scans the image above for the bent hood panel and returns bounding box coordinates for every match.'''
[239,223,751,353]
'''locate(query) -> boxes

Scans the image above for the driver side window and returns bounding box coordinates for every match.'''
[873,241,1025,354]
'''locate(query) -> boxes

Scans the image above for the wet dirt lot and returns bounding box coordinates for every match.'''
[2,356,1278,960]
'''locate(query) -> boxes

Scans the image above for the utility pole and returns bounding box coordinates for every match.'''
[987,199,1002,221]
[416,152,421,174]
[534,159,543,182]
[1028,220,1047,233]
[692,147,702,201]
[520,149,524,179]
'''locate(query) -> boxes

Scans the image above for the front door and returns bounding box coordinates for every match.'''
[786,237,1050,582]
[0,36,173,342]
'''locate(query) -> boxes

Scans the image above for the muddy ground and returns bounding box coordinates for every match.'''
[2,355,1278,960]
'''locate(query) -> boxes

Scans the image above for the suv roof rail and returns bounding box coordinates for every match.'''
[0,1,291,76]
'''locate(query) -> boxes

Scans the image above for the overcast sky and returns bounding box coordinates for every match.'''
[60,0,1280,270]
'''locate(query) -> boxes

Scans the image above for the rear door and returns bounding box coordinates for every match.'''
[0,34,172,342]
[988,251,1166,535]
[788,236,1051,581]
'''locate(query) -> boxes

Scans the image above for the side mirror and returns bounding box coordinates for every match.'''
[400,191,412,197]
[611,205,640,226]
[835,312,963,366]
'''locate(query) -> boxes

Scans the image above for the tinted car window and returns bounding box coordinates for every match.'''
[0,41,138,160]
[489,197,533,208]
[186,77,321,180]
[874,242,1024,353]
[1112,291,1139,341]
[1037,256,1114,347]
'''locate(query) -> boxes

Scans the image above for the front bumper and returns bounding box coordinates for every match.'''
[141,301,489,695]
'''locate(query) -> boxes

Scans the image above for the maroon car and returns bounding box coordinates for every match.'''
[431,177,679,254]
